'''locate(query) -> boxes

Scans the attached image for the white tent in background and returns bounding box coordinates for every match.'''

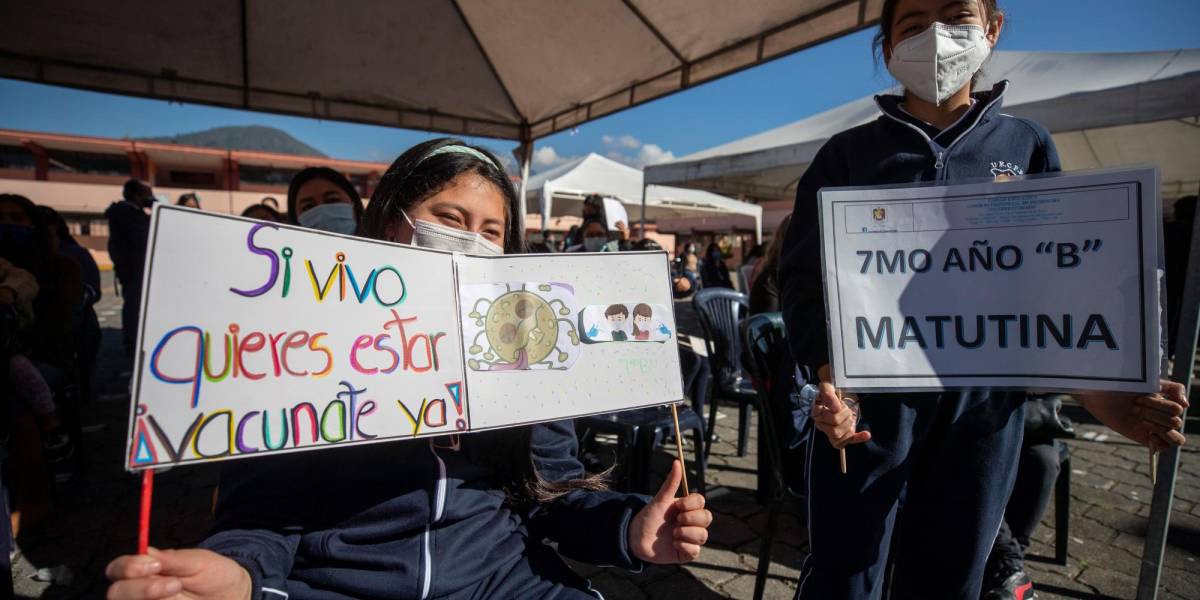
[525,153,763,242]
[645,49,1200,202]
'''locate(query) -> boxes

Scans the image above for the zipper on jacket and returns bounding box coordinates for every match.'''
[419,442,449,600]
[876,86,1007,179]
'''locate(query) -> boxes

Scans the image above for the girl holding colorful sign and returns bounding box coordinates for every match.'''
[779,1,1189,599]
[106,139,712,600]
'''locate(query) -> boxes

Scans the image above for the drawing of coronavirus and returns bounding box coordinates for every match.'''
[463,283,580,371]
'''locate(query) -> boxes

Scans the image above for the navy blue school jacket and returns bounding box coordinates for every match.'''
[199,420,648,600]
[780,81,1062,370]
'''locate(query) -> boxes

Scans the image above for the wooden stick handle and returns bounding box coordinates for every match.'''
[839,448,848,474]
[670,403,690,497]
[138,469,155,554]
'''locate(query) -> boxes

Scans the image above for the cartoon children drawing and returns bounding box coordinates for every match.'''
[632,303,653,341]
[605,304,629,341]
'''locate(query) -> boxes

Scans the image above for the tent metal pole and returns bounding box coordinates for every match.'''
[516,135,533,248]
[640,183,648,239]
[1135,211,1200,600]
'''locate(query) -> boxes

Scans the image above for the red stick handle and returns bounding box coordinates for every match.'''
[138,469,155,554]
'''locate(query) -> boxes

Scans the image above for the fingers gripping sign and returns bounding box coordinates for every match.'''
[628,460,713,564]
[106,548,252,600]
[809,365,871,473]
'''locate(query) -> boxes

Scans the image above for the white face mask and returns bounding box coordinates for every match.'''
[887,23,991,106]
[401,210,503,256]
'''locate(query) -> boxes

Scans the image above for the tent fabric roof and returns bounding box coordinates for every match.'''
[645,49,1200,199]
[525,153,762,238]
[0,0,882,141]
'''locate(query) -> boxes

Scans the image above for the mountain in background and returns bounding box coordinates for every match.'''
[141,125,327,158]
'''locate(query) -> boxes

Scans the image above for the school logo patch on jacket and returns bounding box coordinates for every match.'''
[990,160,1024,177]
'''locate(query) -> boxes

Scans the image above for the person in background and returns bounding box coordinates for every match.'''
[105,179,153,358]
[240,204,283,223]
[699,243,732,289]
[578,218,611,252]
[743,243,765,269]
[749,214,791,315]
[1,256,66,535]
[0,194,83,380]
[738,243,765,292]
[176,193,201,209]
[581,193,603,222]
[635,238,692,297]
[525,230,557,253]
[1164,195,1197,358]
[982,394,1072,600]
[570,194,631,251]
[569,217,624,253]
[261,196,280,211]
[105,138,711,600]
[679,243,701,291]
[779,0,1189,597]
[561,224,581,251]
[286,167,364,235]
[37,206,102,402]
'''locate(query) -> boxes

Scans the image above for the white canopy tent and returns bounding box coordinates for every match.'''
[645,49,1200,203]
[526,153,763,241]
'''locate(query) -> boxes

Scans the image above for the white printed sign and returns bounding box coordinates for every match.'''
[126,207,682,470]
[819,168,1161,393]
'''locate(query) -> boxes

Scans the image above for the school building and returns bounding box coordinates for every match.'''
[0,128,391,267]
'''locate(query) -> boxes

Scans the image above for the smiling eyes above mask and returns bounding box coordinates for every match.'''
[298,202,358,235]
[401,210,503,256]
[886,22,992,106]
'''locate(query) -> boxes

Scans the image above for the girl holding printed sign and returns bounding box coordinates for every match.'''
[106,139,712,600]
[779,1,1189,598]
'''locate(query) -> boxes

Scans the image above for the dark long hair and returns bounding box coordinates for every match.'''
[286,167,364,225]
[362,138,523,254]
[362,138,607,504]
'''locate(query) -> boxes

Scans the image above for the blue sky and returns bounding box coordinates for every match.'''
[1,0,1196,172]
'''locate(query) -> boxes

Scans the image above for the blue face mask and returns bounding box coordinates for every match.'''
[583,237,607,252]
[298,202,357,235]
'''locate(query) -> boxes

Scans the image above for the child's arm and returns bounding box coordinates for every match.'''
[1076,380,1188,451]
[106,455,305,600]
[529,420,712,566]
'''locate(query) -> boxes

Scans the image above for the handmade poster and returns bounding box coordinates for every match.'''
[579,303,674,343]
[126,207,682,470]
[819,167,1160,393]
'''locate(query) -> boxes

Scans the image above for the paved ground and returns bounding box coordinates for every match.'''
[10,277,1200,599]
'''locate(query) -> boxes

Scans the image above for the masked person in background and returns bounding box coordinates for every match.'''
[779,1,1189,598]
[286,167,364,235]
[106,138,713,600]
[699,243,731,289]
[106,179,154,358]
